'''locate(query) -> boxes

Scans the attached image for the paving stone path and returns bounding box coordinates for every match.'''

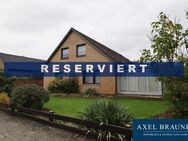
[0,111,83,141]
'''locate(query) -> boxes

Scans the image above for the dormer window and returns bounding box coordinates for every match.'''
[61,48,69,59]
[77,44,86,57]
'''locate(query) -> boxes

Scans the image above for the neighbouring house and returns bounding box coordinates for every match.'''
[0,52,44,87]
[45,28,162,96]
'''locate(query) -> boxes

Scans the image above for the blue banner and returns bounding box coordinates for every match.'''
[4,62,184,77]
[133,119,188,141]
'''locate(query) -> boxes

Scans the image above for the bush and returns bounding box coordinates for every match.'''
[164,78,188,118]
[84,88,97,96]
[163,60,188,118]
[11,84,49,110]
[0,73,15,95]
[0,92,10,104]
[80,100,132,140]
[48,78,79,94]
[80,100,132,126]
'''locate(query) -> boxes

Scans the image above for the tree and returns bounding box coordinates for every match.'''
[140,11,188,118]
[140,12,188,62]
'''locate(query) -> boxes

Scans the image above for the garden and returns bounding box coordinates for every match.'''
[0,72,171,141]
[0,11,188,141]
[44,96,169,119]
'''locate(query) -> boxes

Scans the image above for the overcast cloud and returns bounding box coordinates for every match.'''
[0,0,187,60]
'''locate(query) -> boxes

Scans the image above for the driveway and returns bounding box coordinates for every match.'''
[0,111,82,141]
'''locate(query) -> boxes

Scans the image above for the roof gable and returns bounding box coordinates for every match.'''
[47,28,129,62]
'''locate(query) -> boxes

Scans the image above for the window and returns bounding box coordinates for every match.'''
[95,76,101,84]
[83,71,100,84]
[84,76,94,84]
[77,44,86,57]
[118,77,161,95]
[119,77,127,91]
[83,76,100,84]
[138,77,147,92]
[61,48,69,59]
[148,77,159,92]
[128,77,138,92]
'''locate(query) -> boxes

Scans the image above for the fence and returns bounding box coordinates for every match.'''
[14,78,43,87]
[0,103,132,141]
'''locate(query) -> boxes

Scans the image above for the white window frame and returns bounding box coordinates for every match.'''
[117,77,162,96]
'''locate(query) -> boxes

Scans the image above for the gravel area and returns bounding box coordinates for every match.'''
[0,111,83,141]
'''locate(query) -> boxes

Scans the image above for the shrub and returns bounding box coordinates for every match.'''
[163,60,188,118]
[48,78,79,94]
[0,73,15,95]
[84,88,97,96]
[164,78,188,118]
[11,84,49,110]
[0,92,10,104]
[80,100,132,126]
[80,100,132,140]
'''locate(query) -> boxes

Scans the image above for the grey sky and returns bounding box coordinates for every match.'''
[0,0,187,60]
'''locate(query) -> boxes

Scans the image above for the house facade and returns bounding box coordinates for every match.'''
[44,28,162,96]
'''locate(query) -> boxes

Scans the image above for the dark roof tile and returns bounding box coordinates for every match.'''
[0,52,45,62]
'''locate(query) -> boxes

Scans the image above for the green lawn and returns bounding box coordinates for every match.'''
[44,97,169,119]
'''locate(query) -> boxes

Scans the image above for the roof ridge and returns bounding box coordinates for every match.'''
[71,28,129,62]
[71,28,111,49]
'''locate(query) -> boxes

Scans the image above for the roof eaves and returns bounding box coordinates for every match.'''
[47,29,73,62]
